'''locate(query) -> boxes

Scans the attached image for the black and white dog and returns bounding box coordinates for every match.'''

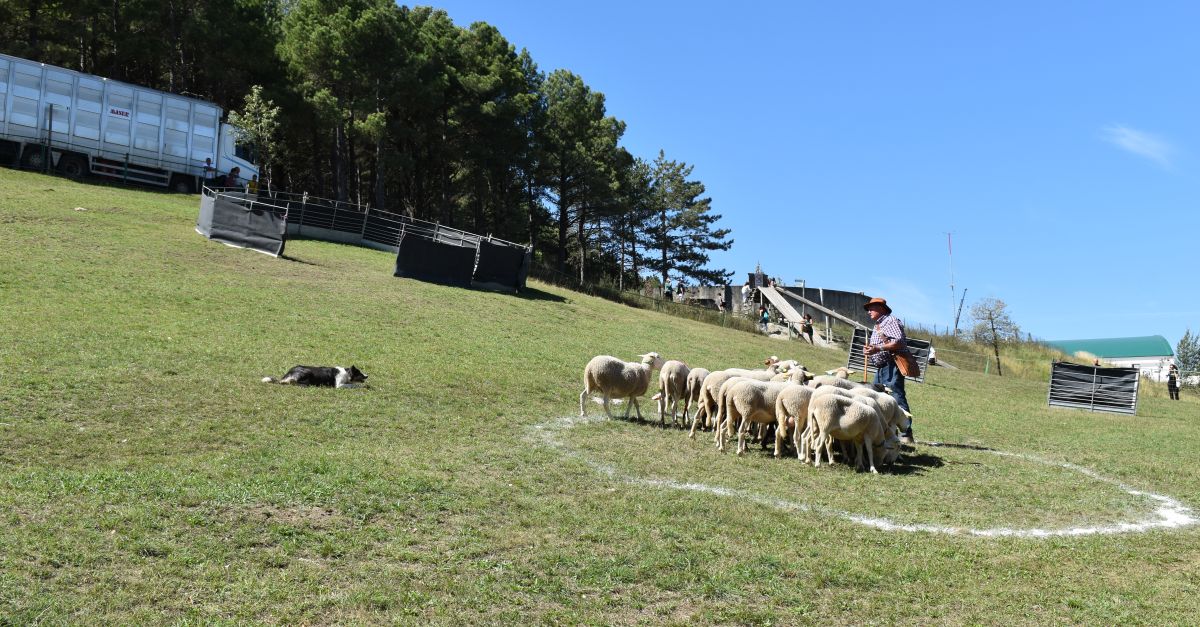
[262,365,368,388]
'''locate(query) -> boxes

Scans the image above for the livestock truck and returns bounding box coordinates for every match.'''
[0,52,257,193]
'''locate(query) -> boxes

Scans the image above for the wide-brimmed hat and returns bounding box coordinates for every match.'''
[863,297,892,314]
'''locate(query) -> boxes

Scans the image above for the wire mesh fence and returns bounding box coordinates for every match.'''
[526,264,761,334]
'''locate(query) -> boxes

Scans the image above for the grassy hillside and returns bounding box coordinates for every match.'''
[2,169,1198,624]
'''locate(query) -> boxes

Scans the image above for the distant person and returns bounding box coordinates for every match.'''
[202,157,216,182]
[928,346,937,365]
[1167,364,1181,401]
[800,313,814,344]
[759,305,770,332]
[863,297,914,444]
[741,281,751,305]
[247,174,259,195]
[664,284,673,301]
[1093,358,1101,367]
[224,166,241,188]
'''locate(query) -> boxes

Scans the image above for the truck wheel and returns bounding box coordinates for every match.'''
[21,147,47,171]
[57,155,87,179]
[169,176,193,194]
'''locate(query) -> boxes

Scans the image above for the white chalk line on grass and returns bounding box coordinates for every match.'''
[531,414,1198,538]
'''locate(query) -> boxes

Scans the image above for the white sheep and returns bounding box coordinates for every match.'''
[579,352,666,421]
[847,386,912,436]
[716,379,791,454]
[808,392,889,473]
[690,368,778,438]
[683,367,711,428]
[771,367,814,384]
[774,384,814,459]
[656,360,691,429]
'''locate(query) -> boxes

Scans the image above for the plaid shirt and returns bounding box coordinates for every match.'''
[868,314,907,366]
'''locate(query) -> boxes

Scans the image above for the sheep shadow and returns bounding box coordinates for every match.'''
[885,449,946,476]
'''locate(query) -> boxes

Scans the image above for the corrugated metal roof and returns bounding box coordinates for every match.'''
[1045,335,1174,359]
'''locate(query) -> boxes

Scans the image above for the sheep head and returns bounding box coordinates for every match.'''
[639,352,666,370]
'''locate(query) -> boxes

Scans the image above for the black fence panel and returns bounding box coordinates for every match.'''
[846,327,931,383]
[1048,361,1139,415]
[393,232,476,287]
[196,189,287,257]
[474,239,531,293]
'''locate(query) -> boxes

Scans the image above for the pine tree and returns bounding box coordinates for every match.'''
[642,150,732,287]
[1177,329,1200,372]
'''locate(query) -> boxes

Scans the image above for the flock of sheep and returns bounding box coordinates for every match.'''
[579,353,913,473]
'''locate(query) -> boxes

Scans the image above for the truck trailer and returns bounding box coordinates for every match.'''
[0,52,257,193]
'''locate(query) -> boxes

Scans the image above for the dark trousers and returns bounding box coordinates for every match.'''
[873,358,912,433]
[1169,383,1180,400]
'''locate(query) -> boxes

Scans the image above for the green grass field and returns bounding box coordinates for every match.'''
[2,169,1199,625]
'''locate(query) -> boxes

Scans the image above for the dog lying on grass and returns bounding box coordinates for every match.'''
[262,365,368,388]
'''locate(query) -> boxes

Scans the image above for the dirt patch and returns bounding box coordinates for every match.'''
[223,503,348,529]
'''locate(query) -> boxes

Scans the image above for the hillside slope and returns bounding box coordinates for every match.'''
[1,170,1197,624]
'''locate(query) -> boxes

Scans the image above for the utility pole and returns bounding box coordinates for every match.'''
[953,288,967,336]
[946,232,955,335]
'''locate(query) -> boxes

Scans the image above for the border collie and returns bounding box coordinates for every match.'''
[262,365,368,388]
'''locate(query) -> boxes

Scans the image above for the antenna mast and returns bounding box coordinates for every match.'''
[947,232,955,335]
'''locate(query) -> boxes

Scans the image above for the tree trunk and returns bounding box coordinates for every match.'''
[990,316,1003,376]
[577,204,586,283]
[556,173,569,274]
[659,208,669,291]
[333,120,348,201]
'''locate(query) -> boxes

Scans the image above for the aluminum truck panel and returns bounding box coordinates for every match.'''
[0,52,257,190]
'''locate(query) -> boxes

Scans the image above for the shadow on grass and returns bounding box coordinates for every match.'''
[515,286,567,303]
[887,449,946,476]
[280,254,320,266]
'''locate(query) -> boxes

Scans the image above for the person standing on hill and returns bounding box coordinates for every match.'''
[759,305,770,332]
[1167,364,1181,401]
[863,297,915,444]
[800,313,814,344]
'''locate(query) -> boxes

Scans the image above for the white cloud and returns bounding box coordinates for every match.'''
[1102,125,1174,168]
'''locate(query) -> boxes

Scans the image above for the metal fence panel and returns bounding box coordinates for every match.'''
[1047,361,1139,415]
[846,327,930,383]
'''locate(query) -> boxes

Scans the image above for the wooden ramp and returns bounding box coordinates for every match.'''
[757,285,867,347]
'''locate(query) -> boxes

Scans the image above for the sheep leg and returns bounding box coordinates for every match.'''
[579,389,588,417]
[631,397,643,422]
[774,419,787,458]
[864,435,879,474]
[603,395,614,419]
[688,406,702,439]
[794,418,809,461]
[736,417,751,456]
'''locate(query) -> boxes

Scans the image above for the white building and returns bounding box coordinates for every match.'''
[1046,335,1176,382]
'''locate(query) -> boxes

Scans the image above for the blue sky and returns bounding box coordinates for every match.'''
[428,1,1199,349]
